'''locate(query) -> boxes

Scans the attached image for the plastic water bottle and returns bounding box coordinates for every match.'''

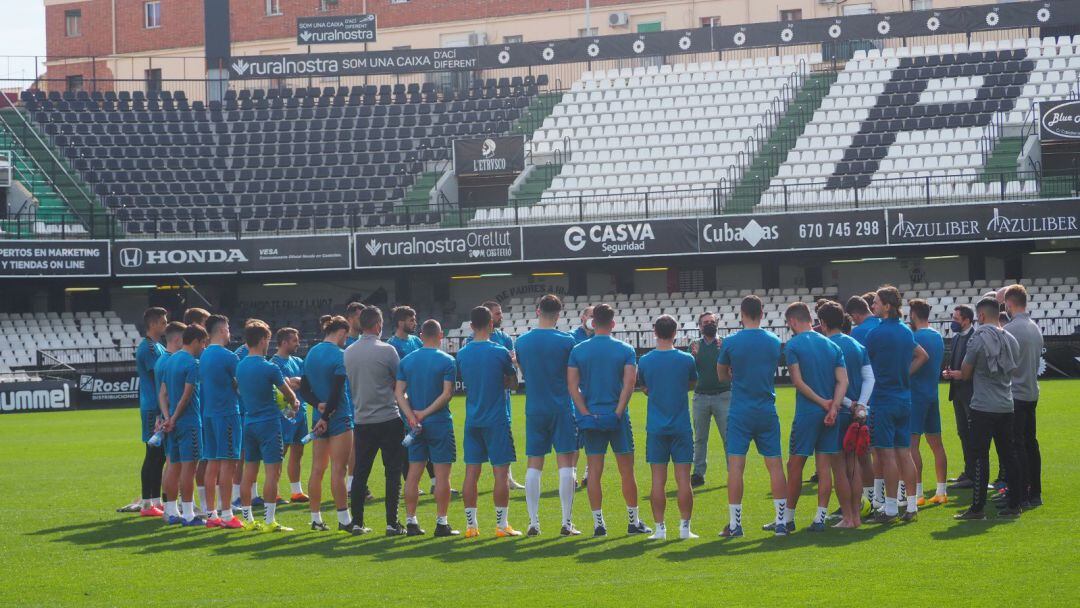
[401,426,423,448]
[299,430,318,445]
[147,430,165,447]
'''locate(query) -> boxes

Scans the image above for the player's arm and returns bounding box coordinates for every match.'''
[320,374,346,418]
[297,375,319,407]
[424,381,455,418]
[502,353,518,390]
[169,383,195,423]
[716,363,732,383]
[393,379,419,429]
[615,363,636,418]
[277,379,300,410]
[826,366,849,425]
[959,362,975,381]
[852,363,874,417]
[567,366,589,416]
[909,344,929,375]
[157,380,169,420]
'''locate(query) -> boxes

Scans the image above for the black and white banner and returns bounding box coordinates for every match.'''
[522,219,700,261]
[1040,99,1080,142]
[698,209,886,253]
[229,1,1076,79]
[888,199,1080,245]
[113,234,352,276]
[77,372,139,405]
[0,240,110,278]
[297,14,377,45]
[454,136,525,177]
[355,227,521,268]
[0,380,73,414]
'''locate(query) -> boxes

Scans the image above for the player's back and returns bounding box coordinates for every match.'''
[719,328,782,411]
[912,327,944,404]
[236,355,283,423]
[456,340,513,428]
[515,328,575,416]
[638,348,696,434]
[398,347,456,423]
[568,334,635,411]
[785,331,844,413]
[851,316,881,346]
[304,342,351,418]
[200,344,239,417]
[164,350,200,421]
[867,318,916,406]
[829,332,869,405]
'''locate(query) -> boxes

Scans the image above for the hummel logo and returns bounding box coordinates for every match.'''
[231,59,251,76]
[300,31,313,42]
[364,239,382,256]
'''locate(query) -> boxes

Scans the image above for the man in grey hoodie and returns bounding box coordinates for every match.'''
[951,298,1023,520]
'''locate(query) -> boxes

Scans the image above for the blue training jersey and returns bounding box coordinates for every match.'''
[304,341,352,423]
[571,326,590,344]
[515,327,576,417]
[717,328,782,412]
[236,355,286,424]
[567,334,636,412]
[135,337,166,411]
[152,351,172,412]
[912,327,944,406]
[866,317,917,408]
[638,348,697,434]
[199,344,239,418]
[163,350,201,424]
[456,340,514,428]
[387,334,424,360]
[851,316,881,347]
[784,330,845,415]
[397,347,457,425]
[829,333,871,408]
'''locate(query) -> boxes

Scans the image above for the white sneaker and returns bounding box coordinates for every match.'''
[679,528,699,540]
[648,528,667,540]
[509,478,525,490]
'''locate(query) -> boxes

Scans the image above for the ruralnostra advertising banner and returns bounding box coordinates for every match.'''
[454,136,525,177]
[0,380,73,414]
[297,14,377,45]
[0,240,110,278]
[355,227,521,268]
[113,234,352,276]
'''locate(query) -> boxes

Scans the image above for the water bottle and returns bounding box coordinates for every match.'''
[147,430,165,447]
[299,430,318,445]
[401,425,423,448]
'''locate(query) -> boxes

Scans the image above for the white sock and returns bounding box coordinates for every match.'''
[650,521,666,539]
[862,486,873,502]
[232,483,242,499]
[464,507,478,528]
[679,520,697,539]
[311,511,323,524]
[264,502,277,524]
[345,475,353,491]
[773,499,787,526]
[627,505,640,526]
[906,496,918,513]
[406,515,418,525]
[728,504,742,530]
[814,506,828,524]
[916,482,923,498]
[784,507,795,525]
[897,480,907,502]
[222,508,234,521]
[885,497,898,516]
[583,465,589,478]
[495,506,508,529]
[196,486,208,513]
[290,481,303,495]
[436,515,448,525]
[181,501,195,521]
[525,468,542,528]
[558,467,575,527]
[873,478,885,506]
[241,506,253,522]
[336,509,351,526]
[936,482,947,496]
[165,500,179,517]
[592,509,605,529]
[251,482,259,498]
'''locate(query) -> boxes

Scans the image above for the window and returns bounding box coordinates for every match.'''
[504,35,523,44]
[392,45,412,50]
[700,16,721,28]
[145,69,162,93]
[577,27,598,38]
[842,3,874,15]
[779,9,802,22]
[65,75,84,93]
[912,0,933,10]
[390,0,410,4]
[65,10,81,37]
[318,0,338,10]
[636,21,662,34]
[144,1,161,28]
[265,0,281,16]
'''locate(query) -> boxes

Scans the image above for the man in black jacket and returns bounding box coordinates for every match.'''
[943,304,975,489]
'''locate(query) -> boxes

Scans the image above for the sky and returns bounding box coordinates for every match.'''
[0,2,48,83]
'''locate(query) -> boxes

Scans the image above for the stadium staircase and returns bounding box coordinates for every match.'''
[511,91,564,138]
[979,135,1024,183]
[724,72,837,214]
[401,171,442,209]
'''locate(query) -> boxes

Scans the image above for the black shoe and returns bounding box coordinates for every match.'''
[690,474,705,488]
[762,521,796,533]
[386,522,408,536]
[578,476,588,490]
[1028,496,1043,507]
[627,521,652,535]
[275,497,290,505]
[526,525,541,537]
[560,524,582,536]
[808,473,819,483]
[953,509,986,521]
[899,510,918,523]
[947,472,969,483]
[406,522,425,536]
[364,490,375,503]
[339,522,370,535]
[593,524,607,537]
[434,523,460,537]
[310,521,330,531]
[948,479,974,490]
[997,507,1022,518]
[449,488,461,497]
[870,511,897,524]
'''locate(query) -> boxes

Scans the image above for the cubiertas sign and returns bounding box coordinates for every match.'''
[454,136,525,177]
[355,227,521,268]
[0,380,72,413]
[113,234,351,276]
[297,14,376,45]
[0,240,109,278]
[1040,99,1080,141]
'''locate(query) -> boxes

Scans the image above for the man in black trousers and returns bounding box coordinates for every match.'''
[943,304,975,489]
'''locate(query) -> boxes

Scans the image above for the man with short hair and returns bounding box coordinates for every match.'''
[1003,284,1044,507]
[394,319,460,537]
[572,306,594,345]
[182,307,211,516]
[944,304,976,489]
[458,306,522,538]
[344,305,408,536]
[271,327,310,504]
[866,286,929,524]
[200,314,243,529]
[231,321,263,509]
[953,298,1023,520]
[236,320,300,532]
[479,300,525,490]
[155,321,186,524]
[907,299,948,505]
[639,315,698,540]
[846,296,880,347]
[568,303,650,538]
[717,296,789,538]
[344,301,366,348]
[133,307,168,517]
[387,306,438,493]
[160,324,209,527]
[515,294,580,537]
[689,311,730,488]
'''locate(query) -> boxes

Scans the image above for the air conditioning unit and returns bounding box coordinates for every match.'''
[468,32,488,46]
[818,0,839,4]
[609,12,630,27]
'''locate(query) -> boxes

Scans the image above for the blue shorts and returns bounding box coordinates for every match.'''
[832,409,854,453]
[281,407,310,445]
[408,420,457,464]
[463,423,516,466]
[726,407,782,458]
[909,398,942,435]
[646,430,693,465]
[789,408,841,457]
[525,408,578,457]
[167,423,202,463]
[203,414,242,460]
[870,404,911,449]
[313,408,354,438]
[140,409,159,443]
[243,418,284,465]
[582,413,635,456]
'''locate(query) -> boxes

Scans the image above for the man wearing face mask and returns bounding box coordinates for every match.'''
[572,306,595,345]
[689,312,731,488]
[943,305,976,489]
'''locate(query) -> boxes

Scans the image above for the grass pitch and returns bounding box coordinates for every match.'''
[1,381,1076,606]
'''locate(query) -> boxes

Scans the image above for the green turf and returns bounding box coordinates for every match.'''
[1,381,1076,606]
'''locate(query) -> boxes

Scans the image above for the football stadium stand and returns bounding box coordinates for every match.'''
[0,311,138,381]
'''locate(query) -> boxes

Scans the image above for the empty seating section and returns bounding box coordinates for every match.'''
[21,77,546,234]
[443,276,1080,352]
[759,37,1080,211]
[0,311,139,378]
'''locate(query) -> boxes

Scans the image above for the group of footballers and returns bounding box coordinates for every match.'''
[128,283,962,539]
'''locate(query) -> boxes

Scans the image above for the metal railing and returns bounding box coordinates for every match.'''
[37,346,137,373]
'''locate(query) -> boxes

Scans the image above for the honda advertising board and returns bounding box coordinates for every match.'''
[113,235,351,276]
